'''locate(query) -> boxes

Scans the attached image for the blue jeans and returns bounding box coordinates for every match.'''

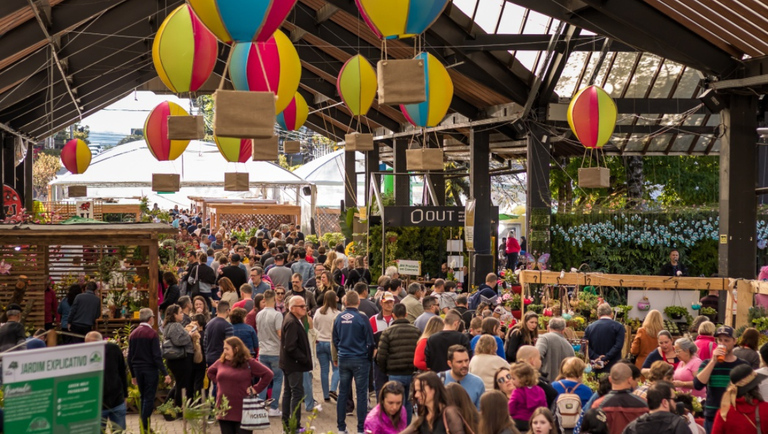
[258,354,283,410]
[389,374,413,425]
[705,417,713,434]
[101,402,127,431]
[134,369,159,431]
[337,358,370,433]
[304,371,315,410]
[316,342,339,399]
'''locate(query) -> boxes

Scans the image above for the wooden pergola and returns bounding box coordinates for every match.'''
[0,223,175,331]
[190,197,302,231]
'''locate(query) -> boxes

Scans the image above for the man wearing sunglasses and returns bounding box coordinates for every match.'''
[280,294,312,428]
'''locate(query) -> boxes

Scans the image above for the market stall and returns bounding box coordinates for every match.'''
[0,223,175,333]
[189,197,301,231]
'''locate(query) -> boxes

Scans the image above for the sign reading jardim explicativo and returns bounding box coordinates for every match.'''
[3,341,105,434]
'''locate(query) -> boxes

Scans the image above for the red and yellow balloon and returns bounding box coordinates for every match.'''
[400,52,453,128]
[152,5,218,94]
[60,139,92,174]
[277,92,308,131]
[214,136,252,163]
[144,102,191,161]
[229,30,301,114]
[337,55,377,117]
[567,85,617,149]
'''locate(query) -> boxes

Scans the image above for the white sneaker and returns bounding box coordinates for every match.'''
[314,404,323,412]
[268,408,282,417]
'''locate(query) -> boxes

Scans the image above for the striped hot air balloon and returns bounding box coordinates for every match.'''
[144,102,191,161]
[152,5,218,94]
[400,52,453,128]
[187,0,297,43]
[356,0,450,39]
[277,92,308,131]
[337,55,377,117]
[60,139,92,174]
[214,136,252,163]
[229,30,301,114]
[567,85,617,149]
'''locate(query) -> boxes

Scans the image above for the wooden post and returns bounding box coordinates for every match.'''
[148,238,159,331]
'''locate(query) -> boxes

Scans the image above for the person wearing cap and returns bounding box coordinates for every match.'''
[694,325,750,433]
[267,253,292,290]
[622,381,690,434]
[376,302,420,423]
[712,364,768,434]
[0,303,27,352]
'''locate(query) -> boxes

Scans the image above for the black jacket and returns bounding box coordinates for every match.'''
[425,330,472,372]
[539,377,558,409]
[505,328,531,363]
[192,263,217,285]
[280,312,312,373]
[103,342,128,410]
[159,284,180,312]
[287,288,318,316]
[377,318,420,375]
[67,290,101,327]
[219,265,248,293]
[658,262,688,277]
[622,411,689,434]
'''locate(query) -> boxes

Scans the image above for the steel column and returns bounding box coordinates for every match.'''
[526,128,552,255]
[344,150,357,208]
[365,145,380,205]
[470,128,493,285]
[393,139,410,206]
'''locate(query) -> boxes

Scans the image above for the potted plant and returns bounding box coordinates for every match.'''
[664,306,688,321]
[385,231,398,243]
[132,246,145,266]
[507,294,522,319]
[614,305,633,323]
[701,306,717,322]
[157,400,181,421]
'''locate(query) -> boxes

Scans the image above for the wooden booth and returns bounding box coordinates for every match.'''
[0,223,175,333]
[190,197,301,231]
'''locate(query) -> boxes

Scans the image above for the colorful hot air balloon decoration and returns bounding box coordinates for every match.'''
[356,0,450,39]
[60,139,92,174]
[187,0,297,44]
[567,85,617,149]
[214,136,252,163]
[277,92,308,131]
[152,5,218,94]
[229,30,301,114]
[144,102,192,161]
[400,52,453,128]
[337,55,377,117]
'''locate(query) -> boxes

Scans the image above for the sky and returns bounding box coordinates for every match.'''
[82,91,191,134]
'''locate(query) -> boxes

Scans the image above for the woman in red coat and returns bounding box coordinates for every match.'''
[712,365,768,434]
[505,231,520,271]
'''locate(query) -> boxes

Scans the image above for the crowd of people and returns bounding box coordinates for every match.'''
[6,216,768,434]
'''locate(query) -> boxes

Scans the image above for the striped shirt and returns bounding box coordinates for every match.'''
[694,358,749,420]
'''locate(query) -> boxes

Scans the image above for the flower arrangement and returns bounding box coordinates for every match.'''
[505,294,521,310]
[104,290,126,308]
[126,289,145,313]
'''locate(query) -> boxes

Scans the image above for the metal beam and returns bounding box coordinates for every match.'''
[27,0,82,120]
[505,0,738,76]
[462,34,636,52]
[537,26,581,107]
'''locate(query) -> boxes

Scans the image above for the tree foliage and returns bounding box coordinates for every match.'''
[32,153,61,199]
[116,129,144,146]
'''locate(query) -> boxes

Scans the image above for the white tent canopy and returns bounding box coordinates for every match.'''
[293,150,365,208]
[51,140,316,214]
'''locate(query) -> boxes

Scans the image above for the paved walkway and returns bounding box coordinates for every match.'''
[123,375,372,434]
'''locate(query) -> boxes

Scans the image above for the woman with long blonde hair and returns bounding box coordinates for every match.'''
[414,316,445,371]
[324,251,338,272]
[630,309,663,369]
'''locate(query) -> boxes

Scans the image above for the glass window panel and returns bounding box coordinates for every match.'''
[553,52,590,99]
[648,134,673,152]
[709,138,720,153]
[622,134,646,152]
[604,53,640,97]
[648,61,684,97]
[670,135,694,152]
[693,135,713,153]
[472,0,504,33]
[591,53,615,87]
[706,114,721,126]
[673,68,703,98]
[684,114,705,126]
[452,0,478,17]
[495,3,526,34]
[623,54,661,98]
[522,11,553,34]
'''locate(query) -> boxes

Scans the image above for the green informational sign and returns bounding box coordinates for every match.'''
[3,341,105,434]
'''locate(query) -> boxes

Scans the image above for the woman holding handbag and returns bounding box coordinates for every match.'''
[163,304,199,410]
[208,336,274,434]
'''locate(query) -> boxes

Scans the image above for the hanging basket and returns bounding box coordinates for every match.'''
[224,172,249,191]
[213,90,275,139]
[252,137,279,161]
[637,296,651,311]
[406,148,443,171]
[376,59,426,105]
[345,133,374,152]
[578,167,610,188]
[167,115,205,140]
[152,174,180,192]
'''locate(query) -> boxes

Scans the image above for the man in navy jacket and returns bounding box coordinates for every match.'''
[333,291,375,434]
[584,303,626,374]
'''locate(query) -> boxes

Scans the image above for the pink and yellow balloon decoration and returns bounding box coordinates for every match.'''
[187,0,297,44]
[143,101,191,161]
[60,139,92,174]
[356,0,450,39]
[229,30,301,114]
[214,136,252,163]
[152,5,218,94]
[277,92,308,131]
[400,52,453,128]
[337,55,377,117]
[567,85,617,149]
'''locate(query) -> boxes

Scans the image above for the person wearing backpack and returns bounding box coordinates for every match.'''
[553,358,594,433]
[346,256,372,289]
[469,273,500,310]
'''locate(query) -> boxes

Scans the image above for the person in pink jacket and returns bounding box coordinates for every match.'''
[364,381,408,434]
[505,231,521,270]
[508,362,547,432]
[695,321,716,361]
